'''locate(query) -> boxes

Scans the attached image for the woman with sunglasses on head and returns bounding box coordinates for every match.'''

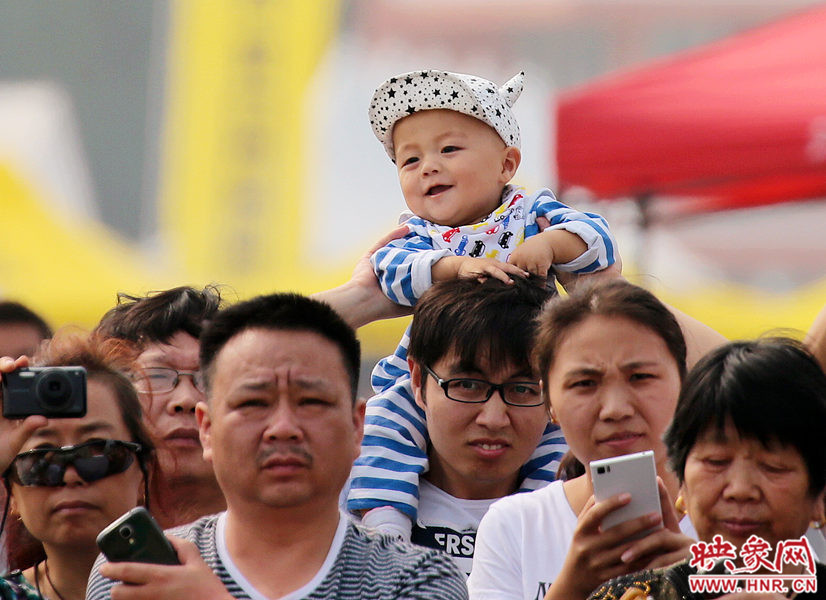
[0,333,156,600]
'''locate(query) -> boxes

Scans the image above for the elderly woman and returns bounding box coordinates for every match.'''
[588,337,826,599]
[0,334,156,600]
[469,279,702,600]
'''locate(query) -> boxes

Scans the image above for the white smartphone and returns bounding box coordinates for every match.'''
[590,450,662,536]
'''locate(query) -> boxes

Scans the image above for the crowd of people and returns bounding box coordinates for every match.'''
[1,68,825,600]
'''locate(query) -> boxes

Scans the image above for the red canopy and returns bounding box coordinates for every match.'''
[556,5,826,213]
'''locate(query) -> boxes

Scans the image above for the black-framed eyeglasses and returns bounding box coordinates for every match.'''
[424,366,543,407]
[133,367,205,394]
[5,439,143,487]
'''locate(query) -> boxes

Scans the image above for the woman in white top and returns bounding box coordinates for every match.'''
[469,279,711,600]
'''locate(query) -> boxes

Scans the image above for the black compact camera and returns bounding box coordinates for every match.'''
[1,366,87,418]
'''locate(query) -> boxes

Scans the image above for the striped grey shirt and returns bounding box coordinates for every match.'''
[86,513,468,599]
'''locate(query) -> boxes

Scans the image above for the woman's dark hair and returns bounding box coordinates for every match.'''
[665,337,826,496]
[2,331,158,570]
[95,285,224,348]
[534,279,687,480]
[534,279,687,384]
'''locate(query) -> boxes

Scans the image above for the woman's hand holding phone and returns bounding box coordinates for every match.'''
[545,492,666,600]
[612,477,694,570]
[545,478,694,600]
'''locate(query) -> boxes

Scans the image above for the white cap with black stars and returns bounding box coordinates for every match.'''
[368,69,524,161]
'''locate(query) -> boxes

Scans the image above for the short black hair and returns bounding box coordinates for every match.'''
[665,338,826,495]
[0,301,52,340]
[199,293,360,399]
[95,286,223,348]
[408,276,551,374]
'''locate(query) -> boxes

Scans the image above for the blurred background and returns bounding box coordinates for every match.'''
[2,0,826,393]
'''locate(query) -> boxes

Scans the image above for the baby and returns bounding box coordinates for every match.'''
[347,70,617,538]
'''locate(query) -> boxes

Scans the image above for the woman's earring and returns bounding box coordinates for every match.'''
[549,410,558,425]
[812,517,826,529]
[675,495,687,516]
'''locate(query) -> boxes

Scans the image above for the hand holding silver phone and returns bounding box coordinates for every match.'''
[590,450,662,536]
[96,507,180,565]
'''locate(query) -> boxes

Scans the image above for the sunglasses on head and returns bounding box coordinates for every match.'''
[5,439,143,487]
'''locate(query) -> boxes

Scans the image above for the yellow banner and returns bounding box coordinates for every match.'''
[0,165,170,327]
[159,0,341,296]
[3,0,825,350]
[2,151,826,343]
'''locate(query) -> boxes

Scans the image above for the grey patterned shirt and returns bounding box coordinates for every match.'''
[85,512,467,600]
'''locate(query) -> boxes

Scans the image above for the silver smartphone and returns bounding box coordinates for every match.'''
[590,450,662,535]
[96,507,180,565]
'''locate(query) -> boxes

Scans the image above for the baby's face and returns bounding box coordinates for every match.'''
[392,109,519,227]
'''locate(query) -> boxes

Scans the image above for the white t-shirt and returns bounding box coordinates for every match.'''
[467,480,698,600]
[806,527,826,560]
[411,479,499,577]
[216,511,348,600]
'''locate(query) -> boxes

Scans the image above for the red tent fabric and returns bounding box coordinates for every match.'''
[556,5,826,212]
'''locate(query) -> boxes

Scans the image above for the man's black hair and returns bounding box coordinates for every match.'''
[408,276,551,374]
[199,293,361,400]
[0,301,52,339]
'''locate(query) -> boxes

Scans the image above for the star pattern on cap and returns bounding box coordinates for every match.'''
[368,69,524,160]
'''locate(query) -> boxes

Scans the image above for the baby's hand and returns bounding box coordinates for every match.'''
[432,256,528,284]
[454,257,528,284]
[507,234,555,277]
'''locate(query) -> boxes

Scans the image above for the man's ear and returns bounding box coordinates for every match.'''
[409,359,426,411]
[499,146,521,184]
[351,398,366,458]
[541,380,555,423]
[195,401,213,463]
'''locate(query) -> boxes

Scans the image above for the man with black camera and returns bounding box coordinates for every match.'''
[87,292,467,600]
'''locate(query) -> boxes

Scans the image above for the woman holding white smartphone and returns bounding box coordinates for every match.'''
[588,338,826,599]
[469,279,718,600]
